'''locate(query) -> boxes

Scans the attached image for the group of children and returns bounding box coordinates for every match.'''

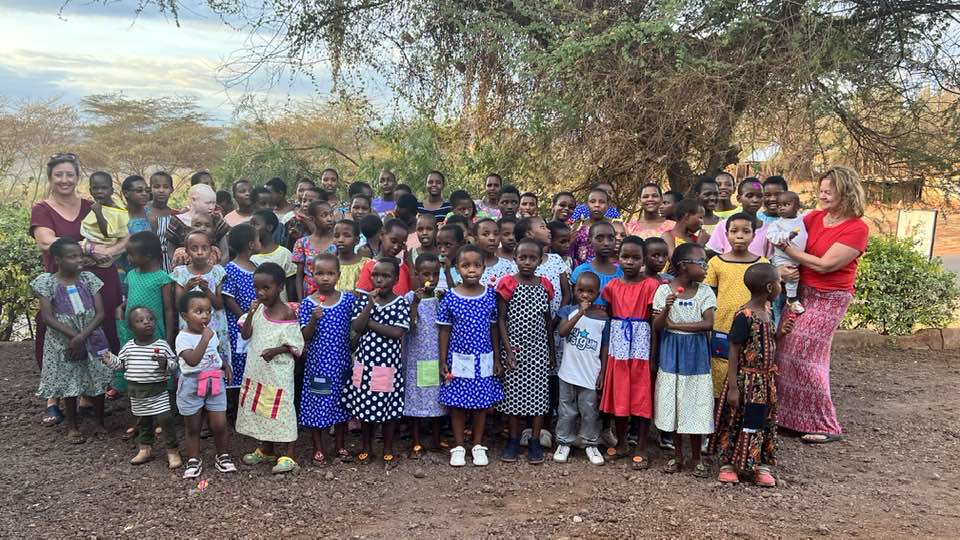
[35,169,808,487]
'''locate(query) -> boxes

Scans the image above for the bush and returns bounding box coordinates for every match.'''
[842,235,960,335]
[0,203,41,340]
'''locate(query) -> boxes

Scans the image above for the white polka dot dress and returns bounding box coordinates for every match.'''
[341,294,410,423]
[496,276,553,416]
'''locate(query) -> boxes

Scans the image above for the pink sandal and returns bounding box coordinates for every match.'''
[718,466,739,484]
[754,466,776,487]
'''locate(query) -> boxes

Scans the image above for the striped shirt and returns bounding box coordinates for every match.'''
[105,340,175,384]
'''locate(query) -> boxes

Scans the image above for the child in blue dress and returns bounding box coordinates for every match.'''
[403,252,446,458]
[298,253,356,464]
[438,244,505,467]
[222,224,261,389]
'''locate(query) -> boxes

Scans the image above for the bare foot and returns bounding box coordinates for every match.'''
[91,423,109,436]
[66,429,85,444]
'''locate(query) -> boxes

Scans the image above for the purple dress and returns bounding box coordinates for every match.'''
[402,293,445,417]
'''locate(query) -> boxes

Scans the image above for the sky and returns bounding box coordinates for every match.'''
[0,0,360,122]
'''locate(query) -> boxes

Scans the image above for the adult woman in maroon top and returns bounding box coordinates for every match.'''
[30,153,125,425]
[773,166,869,444]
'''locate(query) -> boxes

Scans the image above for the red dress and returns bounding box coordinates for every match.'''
[599,277,660,418]
[354,257,412,296]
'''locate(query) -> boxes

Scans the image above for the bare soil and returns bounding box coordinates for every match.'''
[1,341,958,538]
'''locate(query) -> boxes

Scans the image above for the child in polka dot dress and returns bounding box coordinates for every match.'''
[437,245,504,467]
[342,257,411,465]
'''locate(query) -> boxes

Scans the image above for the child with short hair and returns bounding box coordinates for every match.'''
[251,209,297,301]
[497,216,518,262]
[81,171,129,267]
[660,190,683,221]
[350,194,372,222]
[33,238,113,443]
[284,186,323,250]
[569,188,611,267]
[497,238,556,464]
[332,219,369,292]
[662,198,705,258]
[519,192,539,219]
[554,271,609,465]
[298,253,356,464]
[355,219,413,295]
[474,218,518,288]
[498,185,521,219]
[119,232,176,348]
[448,189,480,222]
[101,307,180,467]
[170,211,222,267]
[237,263,305,474]
[551,192,576,223]
[403,253,446,457]
[176,290,236,478]
[293,200,336,299]
[167,183,230,265]
[547,220,573,269]
[357,214,383,258]
[345,257,411,464]
[436,224,464,292]
[653,243,716,477]
[410,212,439,262]
[765,191,807,311]
[223,224,262,388]
[712,263,795,487]
[438,245,504,466]
[570,222,623,306]
[170,231,231,364]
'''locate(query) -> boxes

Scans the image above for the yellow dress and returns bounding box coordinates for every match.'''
[714,206,742,219]
[704,255,768,397]
[252,246,297,301]
[337,257,370,292]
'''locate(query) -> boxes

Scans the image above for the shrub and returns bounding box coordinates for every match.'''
[842,235,960,335]
[0,203,41,340]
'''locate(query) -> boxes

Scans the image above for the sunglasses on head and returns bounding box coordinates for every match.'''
[49,152,78,161]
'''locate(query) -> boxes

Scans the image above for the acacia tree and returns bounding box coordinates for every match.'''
[119,1,960,207]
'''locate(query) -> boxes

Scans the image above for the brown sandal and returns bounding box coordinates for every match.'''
[664,458,682,473]
[409,444,423,460]
[631,454,650,470]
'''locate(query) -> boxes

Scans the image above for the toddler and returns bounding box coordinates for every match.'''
[765,191,807,311]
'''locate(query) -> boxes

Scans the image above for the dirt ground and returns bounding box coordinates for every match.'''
[1,341,958,538]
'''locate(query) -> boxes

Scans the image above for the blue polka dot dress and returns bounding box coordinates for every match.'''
[342,294,410,423]
[437,287,504,409]
[297,293,355,429]
[222,262,256,388]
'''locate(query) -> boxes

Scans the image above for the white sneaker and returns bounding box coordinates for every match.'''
[600,427,618,448]
[553,444,571,463]
[585,446,605,466]
[471,444,489,466]
[519,428,532,447]
[450,445,466,467]
[539,429,553,448]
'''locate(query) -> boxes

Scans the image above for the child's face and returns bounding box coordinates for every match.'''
[333,223,358,254]
[679,248,708,282]
[738,182,764,214]
[426,174,444,197]
[90,176,113,206]
[253,272,282,304]
[249,214,270,243]
[247,234,263,256]
[125,243,150,269]
[380,225,407,257]
[590,225,616,258]
[150,175,173,206]
[484,176,501,199]
[299,191,319,214]
[697,183,719,212]
[684,209,704,232]
[515,243,541,275]
[415,260,441,290]
[777,193,800,219]
[528,217,551,246]
[498,193,519,218]
[726,218,755,252]
[182,297,212,331]
[295,181,313,203]
[371,261,398,291]
[312,258,340,291]
[320,171,338,193]
[499,222,517,253]
[763,183,784,216]
[195,174,214,188]
[475,221,500,255]
[123,179,150,208]
[716,174,735,201]
[233,182,253,208]
[519,196,538,218]
[644,244,668,275]
[765,277,783,302]
[128,308,156,339]
[612,221,626,251]
[552,195,576,222]
[416,217,437,248]
[587,191,609,220]
[660,195,677,220]
[312,203,335,231]
[186,233,212,265]
[56,243,85,274]
[253,192,273,211]
[452,200,474,219]
[618,242,643,276]
[350,197,371,221]
[191,189,217,215]
[436,230,461,264]
[456,251,484,284]
[550,228,571,255]
[379,172,397,196]
[574,277,600,305]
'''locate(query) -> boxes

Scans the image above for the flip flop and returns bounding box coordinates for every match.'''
[337,447,353,463]
[692,461,710,478]
[631,454,650,470]
[42,405,64,427]
[357,451,370,463]
[409,444,423,460]
[312,450,327,466]
[66,430,86,444]
[663,458,682,474]
[801,433,842,444]
[121,426,137,441]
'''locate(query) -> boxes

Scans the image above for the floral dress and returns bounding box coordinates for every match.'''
[297,293,355,428]
[222,262,256,387]
[342,294,411,423]
[32,272,113,398]
[292,235,336,296]
[235,306,305,443]
[711,308,778,472]
[496,276,554,416]
[437,288,504,409]
[535,253,569,317]
[170,264,231,362]
[480,257,517,289]
[402,293,445,418]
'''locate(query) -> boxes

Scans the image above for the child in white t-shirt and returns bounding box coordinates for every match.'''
[765,191,808,311]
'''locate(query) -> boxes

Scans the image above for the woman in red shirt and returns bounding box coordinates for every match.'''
[772,166,868,444]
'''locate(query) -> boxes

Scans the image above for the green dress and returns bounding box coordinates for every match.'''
[116,269,174,391]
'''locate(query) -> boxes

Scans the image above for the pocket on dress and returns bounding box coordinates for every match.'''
[478,352,494,378]
[451,352,476,379]
[308,376,333,396]
[370,366,396,393]
[416,360,440,387]
[351,361,363,388]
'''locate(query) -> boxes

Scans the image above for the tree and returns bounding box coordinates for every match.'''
[0,97,81,201]
[78,93,225,179]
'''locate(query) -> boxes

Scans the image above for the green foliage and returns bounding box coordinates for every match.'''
[842,235,960,336]
[0,203,41,340]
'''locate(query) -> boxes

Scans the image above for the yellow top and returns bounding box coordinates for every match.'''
[704,254,768,333]
[337,257,370,292]
[714,206,742,219]
[81,205,129,244]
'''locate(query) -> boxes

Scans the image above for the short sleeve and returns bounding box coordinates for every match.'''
[698,284,718,313]
[297,298,314,328]
[652,283,670,311]
[570,263,586,286]
[282,249,297,277]
[170,266,188,286]
[728,312,752,345]
[30,274,55,299]
[557,305,576,319]
[393,299,411,330]
[291,237,307,264]
[600,319,611,348]
[29,202,56,237]
[157,341,177,363]
[836,219,869,253]
[496,275,518,302]
[221,272,236,298]
[601,279,616,305]
[540,276,555,301]
[283,322,306,357]
[351,293,369,320]
[354,259,374,293]
[436,293,453,326]
[704,258,720,288]
[78,271,104,295]
[705,220,728,253]
[175,332,197,355]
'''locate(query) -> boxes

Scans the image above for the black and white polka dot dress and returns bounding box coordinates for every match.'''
[496,276,553,416]
[342,294,410,423]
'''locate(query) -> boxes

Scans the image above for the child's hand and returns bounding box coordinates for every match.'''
[664,293,677,310]
[506,347,518,371]
[115,304,125,321]
[412,287,424,303]
[261,347,284,362]
[578,301,590,313]
[493,360,503,377]
[311,305,325,321]
[595,372,604,392]
[726,386,740,410]
[223,363,233,385]
[68,335,85,360]
[187,276,205,290]
[154,353,168,372]
[781,316,796,336]
[249,299,261,314]
[436,289,447,301]
[201,326,214,341]
[99,350,115,366]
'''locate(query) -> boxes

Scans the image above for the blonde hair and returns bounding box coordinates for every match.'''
[821,166,865,218]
